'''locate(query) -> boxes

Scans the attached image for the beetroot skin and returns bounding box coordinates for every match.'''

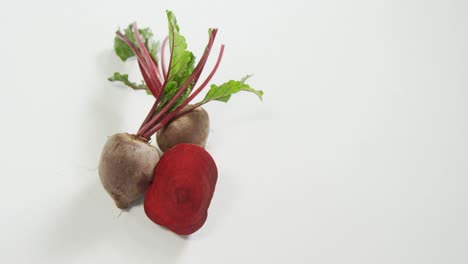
[144,143,218,235]
[99,133,160,209]
[156,106,209,152]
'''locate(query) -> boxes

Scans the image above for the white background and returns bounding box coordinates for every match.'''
[0,0,467,263]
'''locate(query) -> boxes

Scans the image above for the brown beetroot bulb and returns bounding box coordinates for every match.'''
[156,106,209,152]
[99,133,160,209]
[144,143,218,235]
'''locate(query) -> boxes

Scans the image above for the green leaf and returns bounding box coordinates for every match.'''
[157,81,177,108]
[108,72,149,92]
[114,38,133,61]
[113,24,160,62]
[202,75,263,103]
[160,10,196,110]
[157,81,192,111]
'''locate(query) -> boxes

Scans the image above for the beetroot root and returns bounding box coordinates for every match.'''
[99,133,160,209]
[156,106,209,152]
[144,143,217,235]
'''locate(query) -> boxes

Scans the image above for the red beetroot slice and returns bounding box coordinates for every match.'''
[144,143,218,235]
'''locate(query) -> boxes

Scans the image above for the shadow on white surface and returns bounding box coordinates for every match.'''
[36,182,186,263]
[32,50,187,263]
[79,49,128,168]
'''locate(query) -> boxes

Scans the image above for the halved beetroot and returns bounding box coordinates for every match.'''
[144,143,218,235]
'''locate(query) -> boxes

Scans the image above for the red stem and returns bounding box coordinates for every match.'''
[171,102,203,120]
[137,31,176,135]
[142,44,224,138]
[137,32,178,135]
[133,23,163,97]
[116,32,160,96]
[138,100,158,131]
[191,31,218,87]
[138,30,218,137]
[151,56,164,85]
[138,58,206,136]
[181,45,225,108]
[159,29,176,96]
[138,61,152,91]
[171,45,225,120]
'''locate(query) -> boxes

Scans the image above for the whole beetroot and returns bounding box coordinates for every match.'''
[156,106,209,152]
[99,133,160,209]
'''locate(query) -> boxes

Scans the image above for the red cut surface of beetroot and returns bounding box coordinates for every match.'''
[144,143,218,235]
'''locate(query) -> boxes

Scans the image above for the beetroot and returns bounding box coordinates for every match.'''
[99,133,160,209]
[144,144,217,235]
[156,106,209,152]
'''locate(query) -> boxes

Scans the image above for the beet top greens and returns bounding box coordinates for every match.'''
[108,10,263,140]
